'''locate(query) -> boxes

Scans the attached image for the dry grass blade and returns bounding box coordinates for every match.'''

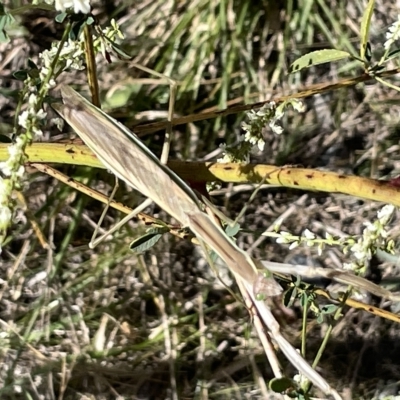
[55,85,341,399]
[261,260,400,302]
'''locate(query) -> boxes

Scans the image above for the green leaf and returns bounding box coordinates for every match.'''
[27,67,40,80]
[385,48,400,62]
[0,4,15,43]
[130,231,164,253]
[294,274,302,287]
[69,14,89,40]
[289,49,351,73]
[365,42,372,62]
[283,287,295,307]
[104,84,138,109]
[321,304,338,314]
[0,134,12,143]
[360,0,375,62]
[209,249,218,264]
[27,58,39,71]
[13,70,28,81]
[55,12,68,23]
[106,38,132,60]
[255,292,267,301]
[0,30,7,42]
[225,222,240,237]
[269,377,294,393]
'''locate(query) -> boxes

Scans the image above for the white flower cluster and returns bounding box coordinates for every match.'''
[32,0,91,14]
[273,228,328,256]
[0,81,47,252]
[343,204,395,271]
[1,2,90,253]
[384,15,400,50]
[39,39,85,90]
[266,205,396,273]
[0,181,13,234]
[242,101,283,152]
[0,10,126,253]
[218,98,305,163]
[18,92,47,138]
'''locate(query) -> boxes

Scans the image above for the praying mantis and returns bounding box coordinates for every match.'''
[54,84,342,399]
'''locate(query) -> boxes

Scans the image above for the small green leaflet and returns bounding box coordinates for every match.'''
[360,0,375,62]
[0,4,15,43]
[224,222,240,237]
[269,377,295,394]
[289,49,351,73]
[129,226,170,253]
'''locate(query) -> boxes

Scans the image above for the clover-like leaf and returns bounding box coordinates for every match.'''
[130,227,169,253]
[289,49,351,73]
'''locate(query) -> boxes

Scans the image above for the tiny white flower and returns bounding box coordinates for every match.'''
[0,206,12,227]
[377,204,395,224]
[28,93,38,107]
[303,229,315,240]
[16,166,25,178]
[0,161,12,177]
[15,136,25,148]
[241,121,250,130]
[18,111,29,129]
[325,232,333,240]
[53,117,65,131]
[55,0,91,14]
[292,100,306,113]
[343,262,356,270]
[293,373,308,386]
[217,153,234,163]
[265,101,276,110]
[379,228,388,239]
[276,237,289,244]
[350,242,365,260]
[7,143,19,159]
[33,127,44,137]
[363,221,377,233]
[384,15,400,49]
[0,179,8,204]
[36,109,47,120]
[269,122,283,135]
[274,107,285,120]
